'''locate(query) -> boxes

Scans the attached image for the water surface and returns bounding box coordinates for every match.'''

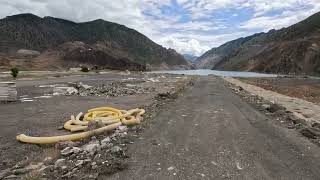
[151,69,277,78]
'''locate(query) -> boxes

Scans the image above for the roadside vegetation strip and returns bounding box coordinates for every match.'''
[16,106,145,144]
[224,77,320,123]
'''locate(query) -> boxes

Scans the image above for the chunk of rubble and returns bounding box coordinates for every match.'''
[53,87,78,96]
[54,159,66,168]
[300,127,320,139]
[61,147,82,156]
[83,142,100,153]
[110,146,122,153]
[77,82,92,90]
[117,126,128,132]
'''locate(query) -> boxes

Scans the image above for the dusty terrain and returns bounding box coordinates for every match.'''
[0,71,193,179]
[108,76,320,180]
[239,77,320,105]
[1,73,320,179]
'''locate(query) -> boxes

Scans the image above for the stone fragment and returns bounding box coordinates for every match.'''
[101,137,111,144]
[83,143,100,153]
[110,146,122,153]
[54,159,66,168]
[75,160,84,167]
[300,127,320,139]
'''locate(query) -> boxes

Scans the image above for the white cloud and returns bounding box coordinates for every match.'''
[0,0,320,55]
[240,2,320,31]
[156,31,249,56]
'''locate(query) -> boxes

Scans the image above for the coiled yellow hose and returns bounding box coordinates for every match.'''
[16,107,145,144]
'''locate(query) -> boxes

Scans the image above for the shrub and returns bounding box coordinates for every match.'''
[81,66,89,72]
[10,67,19,78]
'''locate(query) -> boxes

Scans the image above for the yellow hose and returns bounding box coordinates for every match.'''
[16,106,145,144]
[16,122,122,144]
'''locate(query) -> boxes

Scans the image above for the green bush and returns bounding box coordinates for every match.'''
[10,67,19,78]
[81,66,89,72]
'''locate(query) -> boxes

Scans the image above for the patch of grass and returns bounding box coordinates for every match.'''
[10,67,19,78]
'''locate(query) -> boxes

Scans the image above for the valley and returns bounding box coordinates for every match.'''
[1,4,320,180]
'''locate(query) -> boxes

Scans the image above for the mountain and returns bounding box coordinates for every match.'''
[196,12,320,75]
[183,54,198,62]
[0,13,191,71]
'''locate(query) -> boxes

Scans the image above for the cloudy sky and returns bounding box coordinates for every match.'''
[1,0,320,56]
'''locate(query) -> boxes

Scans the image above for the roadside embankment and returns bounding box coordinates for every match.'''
[224,77,320,123]
[239,77,320,104]
[224,77,320,145]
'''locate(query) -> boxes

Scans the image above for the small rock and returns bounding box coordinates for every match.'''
[88,173,99,179]
[83,143,100,153]
[167,166,175,171]
[312,122,320,129]
[61,146,82,156]
[110,146,122,153]
[118,126,128,132]
[262,104,271,110]
[66,87,79,95]
[61,166,68,171]
[61,147,73,156]
[101,137,111,144]
[55,141,78,149]
[266,104,284,113]
[91,164,98,170]
[43,157,53,165]
[292,118,307,126]
[300,128,320,139]
[54,159,66,168]
[78,82,92,90]
[75,160,84,167]
[101,142,113,149]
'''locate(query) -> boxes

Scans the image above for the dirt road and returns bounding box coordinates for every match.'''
[108,76,320,180]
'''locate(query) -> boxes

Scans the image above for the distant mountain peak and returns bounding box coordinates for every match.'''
[195,11,320,75]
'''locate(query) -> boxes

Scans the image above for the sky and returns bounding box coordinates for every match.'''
[1,0,320,56]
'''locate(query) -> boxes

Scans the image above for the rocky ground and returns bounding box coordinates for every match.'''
[238,77,320,105]
[0,71,194,179]
[226,82,320,146]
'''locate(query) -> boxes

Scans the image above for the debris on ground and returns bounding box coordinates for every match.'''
[300,127,320,139]
[16,106,145,144]
[156,91,178,100]
[227,81,320,146]
[51,81,154,97]
[0,73,195,179]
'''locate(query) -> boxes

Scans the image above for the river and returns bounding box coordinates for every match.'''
[150,69,277,77]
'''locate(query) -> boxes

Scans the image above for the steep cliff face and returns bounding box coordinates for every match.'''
[196,12,320,75]
[0,13,191,71]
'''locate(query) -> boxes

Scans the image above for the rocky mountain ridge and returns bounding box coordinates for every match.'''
[195,11,320,75]
[0,13,191,71]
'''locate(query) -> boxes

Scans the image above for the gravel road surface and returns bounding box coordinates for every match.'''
[108,76,320,180]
